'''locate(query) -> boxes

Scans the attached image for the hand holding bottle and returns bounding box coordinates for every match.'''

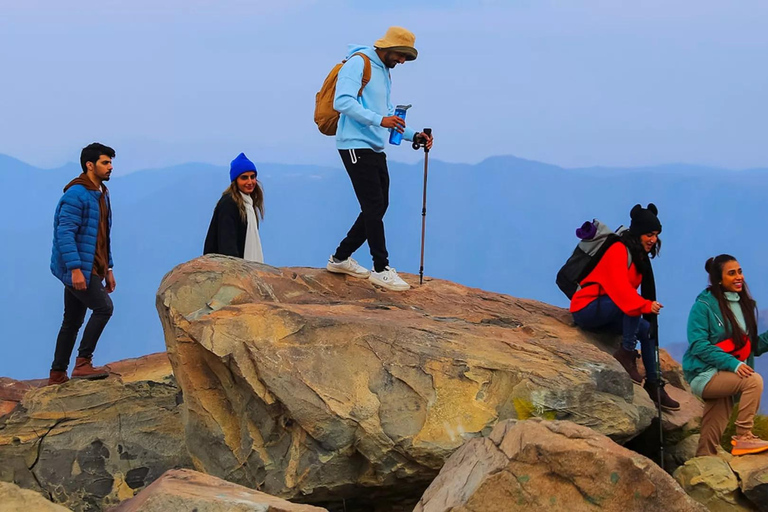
[381,116,405,132]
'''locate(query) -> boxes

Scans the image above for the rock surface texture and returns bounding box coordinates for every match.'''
[414,418,706,512]
[0,481,72,511]
[730,453,768,511]
[156,256,698,505]
[673,455,755,511]
[0,353,191,512]
[112,468,327,512]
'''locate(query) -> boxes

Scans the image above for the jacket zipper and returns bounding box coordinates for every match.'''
[697,299,724,328]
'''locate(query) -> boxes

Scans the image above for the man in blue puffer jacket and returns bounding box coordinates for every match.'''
[49,143,116,385]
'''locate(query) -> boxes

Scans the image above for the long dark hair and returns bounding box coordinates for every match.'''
[619,230,661,262]
[706,254,757,349]
[224,180,264,225]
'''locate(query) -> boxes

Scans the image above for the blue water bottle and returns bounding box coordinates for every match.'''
[388,104,412,145]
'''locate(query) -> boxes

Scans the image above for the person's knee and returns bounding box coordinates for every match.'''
[62,312,86,329]
[746,371,764,392]
[362,199,387,218]
[94,299,114,318]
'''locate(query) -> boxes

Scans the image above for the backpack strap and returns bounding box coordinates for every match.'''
[578,237,628,292]
[349,52,371,97]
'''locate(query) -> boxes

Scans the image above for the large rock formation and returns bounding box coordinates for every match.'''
[414,418,706,512]
[0,481,72,511]
[730,454,768,511]
[0,353,191,512]
[113,469,327,512]
[673,456,754,511]
[156,256,697,505]
[673,453,768,511]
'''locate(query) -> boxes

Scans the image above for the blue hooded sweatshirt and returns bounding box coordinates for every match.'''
[334,45,417,152]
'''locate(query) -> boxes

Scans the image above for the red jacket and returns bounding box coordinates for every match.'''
[569,242,653,316]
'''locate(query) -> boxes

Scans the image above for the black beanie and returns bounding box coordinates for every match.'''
[629,203,662,235]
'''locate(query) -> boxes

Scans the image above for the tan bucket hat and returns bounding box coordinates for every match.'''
[374,26,418,61]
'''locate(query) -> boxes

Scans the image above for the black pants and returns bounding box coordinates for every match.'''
[334,149,390,272]
[52,275,113,371]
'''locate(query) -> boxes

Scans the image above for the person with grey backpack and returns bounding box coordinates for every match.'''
[565,204,680,411]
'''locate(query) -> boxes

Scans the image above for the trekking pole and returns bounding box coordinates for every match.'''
[413,128,432,285]
[652,317,665,471]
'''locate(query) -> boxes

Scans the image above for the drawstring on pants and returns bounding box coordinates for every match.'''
[348,149,358,164]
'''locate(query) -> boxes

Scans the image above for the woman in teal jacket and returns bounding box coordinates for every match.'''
[684,254,768,456]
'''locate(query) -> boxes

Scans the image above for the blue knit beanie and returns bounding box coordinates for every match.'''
[230,152,257,182]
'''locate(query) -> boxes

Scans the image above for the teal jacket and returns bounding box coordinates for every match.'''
[683,289,768,384]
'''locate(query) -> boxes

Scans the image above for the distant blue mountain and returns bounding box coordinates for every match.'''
[3,154,768,405]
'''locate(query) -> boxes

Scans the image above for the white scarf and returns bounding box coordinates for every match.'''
[240,192,263,263]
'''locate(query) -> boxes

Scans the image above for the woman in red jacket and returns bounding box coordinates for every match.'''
[571,204,679,411]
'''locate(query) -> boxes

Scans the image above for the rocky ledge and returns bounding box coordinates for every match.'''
[156,256,700,507]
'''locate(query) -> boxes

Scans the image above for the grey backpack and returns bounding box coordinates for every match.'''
[556,220,631,299]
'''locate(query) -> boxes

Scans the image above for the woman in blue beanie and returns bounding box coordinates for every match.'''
[204,153,264,262]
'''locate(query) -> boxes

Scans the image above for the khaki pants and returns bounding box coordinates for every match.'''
[697,371,763,457]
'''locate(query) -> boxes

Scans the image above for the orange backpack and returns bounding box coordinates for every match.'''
[314,52,372,136]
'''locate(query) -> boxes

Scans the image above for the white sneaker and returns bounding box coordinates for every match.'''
[326,256,370,278]
[369,266,410,291]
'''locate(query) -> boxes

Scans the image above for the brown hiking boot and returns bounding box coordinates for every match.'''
[613,346,643,384]
[731,433,768,456]
[71,357,109,380]
[644,380,680,412]
[47,370,69,386]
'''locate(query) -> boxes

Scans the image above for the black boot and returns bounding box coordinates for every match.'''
[644,380,680,412]
[613,346,643,384]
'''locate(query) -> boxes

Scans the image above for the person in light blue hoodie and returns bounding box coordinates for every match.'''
[325,26,433,292]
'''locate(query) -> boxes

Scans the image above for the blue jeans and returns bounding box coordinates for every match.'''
[572,295,658,382]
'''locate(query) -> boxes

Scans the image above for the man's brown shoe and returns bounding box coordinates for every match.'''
[613,346,644,384]
[71,357,109,380]
[47,370,69,386]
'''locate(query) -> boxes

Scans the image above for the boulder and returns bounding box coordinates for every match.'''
[112,468,327,512]
[660,385,703,432]
[0,481,72,511]
[156,257,697,504]
[730,453,768,511]
[667,434,701,470]
[0,353,192,512]
[0,376,46,418]
[673,456,754,511]
[414,418,705,512]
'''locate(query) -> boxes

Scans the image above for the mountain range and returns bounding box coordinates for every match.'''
[3,152,768,395]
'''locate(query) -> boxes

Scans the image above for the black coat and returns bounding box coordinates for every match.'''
[203,194,247,258]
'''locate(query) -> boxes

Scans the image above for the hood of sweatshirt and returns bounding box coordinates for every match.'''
[345,45,386,70]
[64,174,106,193]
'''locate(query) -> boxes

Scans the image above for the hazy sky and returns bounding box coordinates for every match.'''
[1,0,767,172]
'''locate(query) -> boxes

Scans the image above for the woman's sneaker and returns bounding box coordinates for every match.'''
[369,266,410,291]
[326,256,370,278]
[731,433,768,456]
